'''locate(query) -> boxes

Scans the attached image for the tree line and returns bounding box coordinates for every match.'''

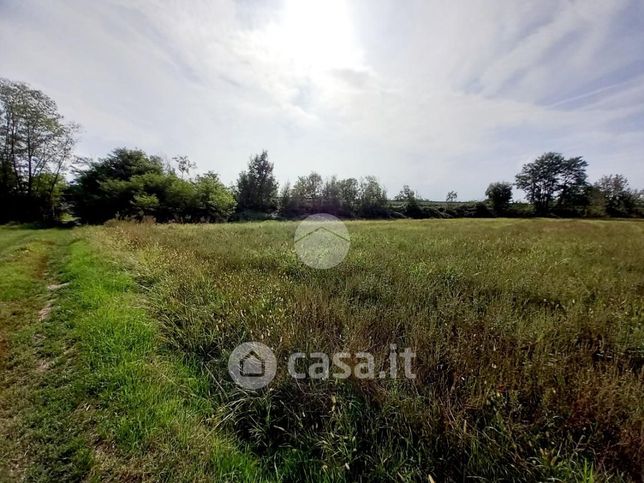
[1,78,642,224]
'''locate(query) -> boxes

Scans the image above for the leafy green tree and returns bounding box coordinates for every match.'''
[131,192,160,219]
[321,176,342,215]
[337,178,359,216]
[515,152,588,215]
[0,78,78,222]
[235,151,278,213]
[166,177,198,221]
[583,185,607,217]
[594,174,640,217]
[278,175,361,218]
[277,182,297,218]
[291,172,323,214]
[358,176,388,218]
[68,148,165,223]
[68,148,235,223]
[515,152,564,214]
[395,185,423,218]
[555,156,589,214]
[129,172,180,221]
[193,172,236,221]
[485,182,513,214]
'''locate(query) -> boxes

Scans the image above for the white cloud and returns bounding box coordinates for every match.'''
[1,0,642,199]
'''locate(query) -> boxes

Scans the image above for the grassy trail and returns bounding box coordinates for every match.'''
[0,226,263,482]
[0,228,73,480]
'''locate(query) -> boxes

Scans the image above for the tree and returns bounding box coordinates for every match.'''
[556,156,589,214]
[515,152,564,214]
[235,151,278,213]
[583,185,607,217]
[173,155,196,179]
[321,176,342,215]
[337,178,359,217]
[0,78,78,222]
[68,148,165,223]
[395,185,415,202]
[485,182,513,214]
[358,176,388,218]
[291,172,323,214]
[67,148,236,223]
[166,177,199,221]
[395,185,423,218]
[445,191,457,208]
[515,152,588,215]
[193,172,236,222]
[131,192,160,219]
[278,175,361,218]
[594,174,639,217]
[277,182,297,218]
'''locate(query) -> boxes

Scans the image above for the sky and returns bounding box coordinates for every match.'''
[1,0,643,200]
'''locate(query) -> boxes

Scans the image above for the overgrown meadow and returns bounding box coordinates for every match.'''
[102,219,643,481]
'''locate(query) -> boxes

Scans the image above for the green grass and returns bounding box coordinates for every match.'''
[0,226,263,481]
[0,227,71,481]
[103,219,643,481]
[1,219,642,481]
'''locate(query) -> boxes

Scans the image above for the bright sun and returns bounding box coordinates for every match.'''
[266,0,362,73]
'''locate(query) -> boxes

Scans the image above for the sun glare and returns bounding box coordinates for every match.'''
[267,0,362,73]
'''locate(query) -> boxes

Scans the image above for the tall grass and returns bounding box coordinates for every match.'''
[105,219,644,481]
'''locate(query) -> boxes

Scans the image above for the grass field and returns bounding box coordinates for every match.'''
[1,219,643,481]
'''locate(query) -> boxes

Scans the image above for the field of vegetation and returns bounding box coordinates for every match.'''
[1,219,643,481]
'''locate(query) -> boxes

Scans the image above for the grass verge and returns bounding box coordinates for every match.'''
[0,226,264,481]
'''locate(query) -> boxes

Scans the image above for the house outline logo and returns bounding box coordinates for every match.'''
[239,349,265,377]
[294,213,350,269]
[228,342,277,389]
[295,225,350,244]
